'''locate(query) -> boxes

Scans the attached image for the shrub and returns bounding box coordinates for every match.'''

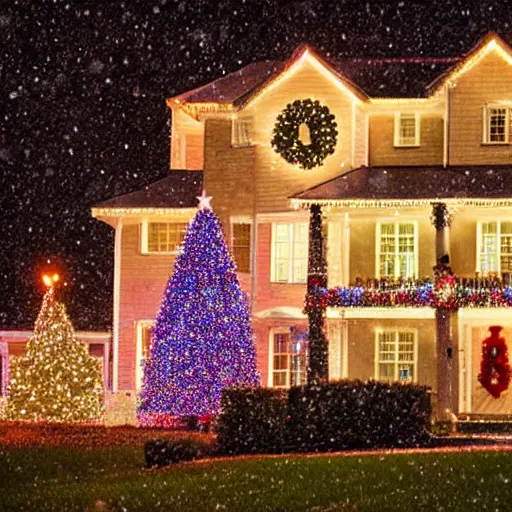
[216,387,287,455]
[144,438,210,468]
[216,381,431,455]
[287,380,432,452]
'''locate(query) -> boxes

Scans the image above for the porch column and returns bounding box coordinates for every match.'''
[307,204,329,385]
[431,202,456,420]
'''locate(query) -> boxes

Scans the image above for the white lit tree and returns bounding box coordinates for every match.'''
[7,275,103,422]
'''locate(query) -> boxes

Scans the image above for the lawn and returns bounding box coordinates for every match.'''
[2,424,512,511]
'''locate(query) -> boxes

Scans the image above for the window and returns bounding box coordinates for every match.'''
[394,112,420,147]
[484,105,511,143]
[375,330,416,383]
[477,221,512,279]
[377,222,417,279]
[231,117,253,146]
[136,322,154,390]
[271,223,308,283]
[269,329,308,388]
[141,221,188,254]
[232,222,251,273]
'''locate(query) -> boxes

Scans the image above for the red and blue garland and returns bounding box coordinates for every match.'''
[306,281,512,311]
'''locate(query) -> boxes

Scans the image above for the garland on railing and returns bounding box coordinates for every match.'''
[305,279,512,311]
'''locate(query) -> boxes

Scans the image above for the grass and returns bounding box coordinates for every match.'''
[2,425,512,511]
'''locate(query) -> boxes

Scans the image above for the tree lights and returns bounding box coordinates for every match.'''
[7,277,103,423]
[137,199,259,427]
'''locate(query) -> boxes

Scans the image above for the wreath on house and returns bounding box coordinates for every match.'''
[478,325,511,398]
[271,99,338,170]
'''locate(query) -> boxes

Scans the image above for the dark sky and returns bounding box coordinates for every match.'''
[0,0,510,331]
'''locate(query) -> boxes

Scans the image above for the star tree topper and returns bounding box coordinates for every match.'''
[197,190,213,210]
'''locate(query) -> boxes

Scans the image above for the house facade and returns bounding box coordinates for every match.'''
[92,32,512,422]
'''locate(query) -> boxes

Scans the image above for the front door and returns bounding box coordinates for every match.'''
[470,325,512,415]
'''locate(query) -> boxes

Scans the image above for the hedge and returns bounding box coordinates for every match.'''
[287,380,432,452]
[144,438,212,467]
[216,388,287,455]
[216,381,431,455]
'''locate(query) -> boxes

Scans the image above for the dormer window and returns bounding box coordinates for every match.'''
[231,117,253,147]
[394,112,420,147]
[484,105,511,144]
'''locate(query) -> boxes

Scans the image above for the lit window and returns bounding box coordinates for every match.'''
[270,330,308,388]
[141,222,188,254]
[377,222,417,279]
[394,112,420,147]
[136,322,154,391]
[231,117,253,147]
[478,221,512,279]
[271,223,308,283]
[375,331,416,383]
[484,105,511,143]
[232,223,251,273]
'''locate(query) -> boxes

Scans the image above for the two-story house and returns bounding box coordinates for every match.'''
[92,32,512,423]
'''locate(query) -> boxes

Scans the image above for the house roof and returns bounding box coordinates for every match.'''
[428,32,512,93]
[172,61,284,105]
[93,171,203,209]
[291,166,512,205]
[169,32,512,105]
[170,53,458,105]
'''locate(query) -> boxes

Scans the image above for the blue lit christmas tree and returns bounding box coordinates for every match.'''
[138,193,260,426]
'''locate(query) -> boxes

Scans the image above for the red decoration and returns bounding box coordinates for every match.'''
[478,326,511,398]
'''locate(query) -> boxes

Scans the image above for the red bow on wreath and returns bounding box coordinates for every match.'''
[478,325,511,399]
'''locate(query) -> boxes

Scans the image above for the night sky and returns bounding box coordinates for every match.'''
[1,0,510,331]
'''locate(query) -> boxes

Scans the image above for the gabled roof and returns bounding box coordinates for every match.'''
[171,61,284,105]
[92,171,203,210]
[291,166,512,206]
[428,32,512,93]
[168,34,512,107]
[237,44,369,107]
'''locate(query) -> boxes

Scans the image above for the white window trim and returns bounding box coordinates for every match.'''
[135,320,155,391]
[393,112,421,147]
[140,220,187,255]
[268,328,290,388]
[270,222,308,284]
[231,116,253,147]
[483,104,511,144]
[476,220,512,277]
[374,328,418,383]
[375,220,419,279]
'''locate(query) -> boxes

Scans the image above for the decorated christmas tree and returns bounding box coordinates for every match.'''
[7,276,103,422]
[138,193,260,426]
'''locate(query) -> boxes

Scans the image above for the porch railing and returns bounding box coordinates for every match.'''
[306,277,512,310]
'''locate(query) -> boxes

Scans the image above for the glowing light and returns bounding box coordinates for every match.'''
[307,278,512,311]
[138,206,259,425]
[6,289,104,423]
[431,36,512,93]
[196,190,213,210]
[243,46,364,109]
[91,207,196,218]
[42,274,59,288]
[290,197,512,210]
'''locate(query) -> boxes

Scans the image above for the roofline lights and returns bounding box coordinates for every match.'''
[290,197,512,210]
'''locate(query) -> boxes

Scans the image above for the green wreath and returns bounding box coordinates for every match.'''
[271,99,338,170]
